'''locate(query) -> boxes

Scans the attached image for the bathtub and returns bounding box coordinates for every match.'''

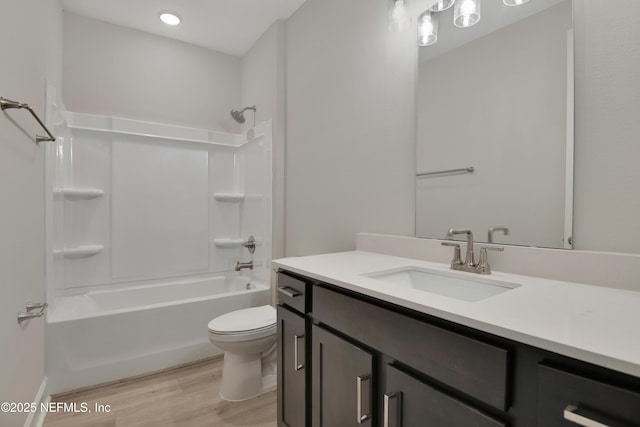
[46,274,271,394]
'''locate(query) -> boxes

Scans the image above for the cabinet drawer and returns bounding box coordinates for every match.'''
[385,364,506,427]
[313,286,510,410]
[538,364,640,427]
[277,272,308,314]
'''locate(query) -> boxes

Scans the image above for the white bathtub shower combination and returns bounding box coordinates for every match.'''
[45,111,272,394]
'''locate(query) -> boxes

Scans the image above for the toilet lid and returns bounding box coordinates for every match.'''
[208,305,276,334]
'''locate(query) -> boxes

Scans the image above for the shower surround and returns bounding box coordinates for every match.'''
[45,110,272,393]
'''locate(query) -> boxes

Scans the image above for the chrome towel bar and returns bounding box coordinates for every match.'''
[1,97,56,143]
[417,166,474,178]
[17,302,48,324]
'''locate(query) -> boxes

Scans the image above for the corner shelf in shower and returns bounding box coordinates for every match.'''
[213,239,244,249]
[213,237,263,249]
[53,244,105,259]
[53,188,105,199]
[213,193,245,202]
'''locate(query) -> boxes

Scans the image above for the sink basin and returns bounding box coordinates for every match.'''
[364,267,520,302]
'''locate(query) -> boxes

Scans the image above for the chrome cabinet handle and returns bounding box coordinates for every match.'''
[294,334,304,371]
[357,375,371,424]
[278,286,301,298]
[384,392,400,427]
[563,405,612,427]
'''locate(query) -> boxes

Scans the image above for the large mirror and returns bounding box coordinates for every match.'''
[415,0,573,249]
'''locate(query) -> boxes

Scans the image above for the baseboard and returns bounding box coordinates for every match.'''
[23,376,50,427]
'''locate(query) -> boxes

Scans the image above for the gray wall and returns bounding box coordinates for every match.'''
[0,1,62,425]
[285,0,417,256]
[573,0,640,253]
[241,21,287,260]
[63,12,242,131]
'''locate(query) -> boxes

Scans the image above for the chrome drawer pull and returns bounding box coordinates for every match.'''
[278,286,302,298]
[294,334,304,371]
[384,392,400,427]
[563,405,611,427]
[357,375,371,424]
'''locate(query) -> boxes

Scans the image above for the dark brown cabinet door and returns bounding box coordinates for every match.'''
[277,306,307,427]
[311,325,374,427]
[384,365,506,427]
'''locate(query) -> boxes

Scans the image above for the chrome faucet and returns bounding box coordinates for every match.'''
[446,229,475,267]
[235,260,253,271]
[442,228,503,275]
[235,236,256,271]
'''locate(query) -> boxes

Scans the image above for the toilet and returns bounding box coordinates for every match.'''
[208,305,277,401]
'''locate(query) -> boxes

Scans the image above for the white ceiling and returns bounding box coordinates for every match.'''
[60,0,307,57]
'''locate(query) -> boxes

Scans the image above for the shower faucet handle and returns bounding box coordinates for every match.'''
[242,236,256,254]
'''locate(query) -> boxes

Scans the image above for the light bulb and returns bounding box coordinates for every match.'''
[503,0,530,5]
[430,0,455,12]
[418,11,438,46]
[388,0,411,32]
[159,11,181,26]
[454,0,481,28]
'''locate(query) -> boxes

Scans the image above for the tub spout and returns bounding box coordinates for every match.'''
[235,261,253,271]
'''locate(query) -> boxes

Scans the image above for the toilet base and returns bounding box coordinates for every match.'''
[262,373,277,393]
[219,343,277,402]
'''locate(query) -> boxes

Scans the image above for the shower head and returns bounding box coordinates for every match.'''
[230,109,246,124]
[230,106,257,124]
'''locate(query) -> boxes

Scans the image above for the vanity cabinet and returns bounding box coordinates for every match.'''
[312,285,510,411]
[277,272,311,427]
[276,270,640,427]
[311,284,509,427]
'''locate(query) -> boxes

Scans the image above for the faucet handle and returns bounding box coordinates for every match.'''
[242,236,256,254]
[478,246,504,275]
[441,242,463,266]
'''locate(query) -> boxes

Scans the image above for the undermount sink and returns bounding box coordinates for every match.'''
[364,267,520,302]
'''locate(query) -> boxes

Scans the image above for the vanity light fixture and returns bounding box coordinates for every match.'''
[430,0,455,12]
[454,0,481,28]
[159,11,181,26]
[388,0,411,32]
[414,0,527,46]
[418,11,438,46]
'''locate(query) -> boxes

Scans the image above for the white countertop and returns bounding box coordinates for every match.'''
[273,250,640,378]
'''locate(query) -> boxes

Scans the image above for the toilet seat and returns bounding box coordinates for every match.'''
[208,305,276,342]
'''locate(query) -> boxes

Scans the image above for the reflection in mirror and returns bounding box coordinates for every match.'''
[415,0,573,249]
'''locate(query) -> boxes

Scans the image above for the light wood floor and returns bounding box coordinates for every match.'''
[43,357,277,427]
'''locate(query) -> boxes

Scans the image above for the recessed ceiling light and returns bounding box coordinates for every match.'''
[159,11,181,26]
